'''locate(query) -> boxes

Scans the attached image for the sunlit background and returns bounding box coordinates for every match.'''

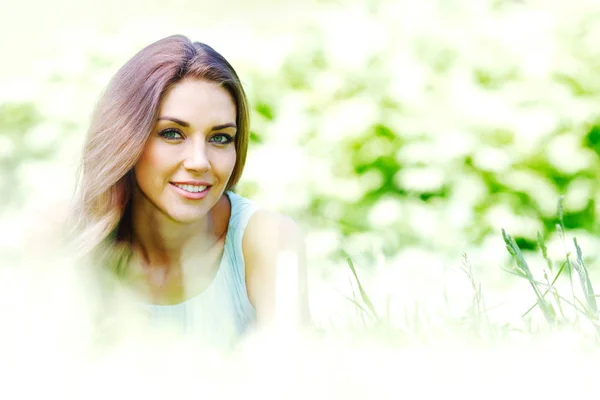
[2,0,600,396]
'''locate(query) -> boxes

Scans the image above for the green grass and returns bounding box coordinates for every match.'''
[343,196,600,346]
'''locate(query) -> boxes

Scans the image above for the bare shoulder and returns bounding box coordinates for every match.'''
[242,209,305,278]
[241,209,310,327]
[243,210,304,248]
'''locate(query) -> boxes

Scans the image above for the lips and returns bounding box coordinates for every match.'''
[171,183,208,193]
[169,182,212,200]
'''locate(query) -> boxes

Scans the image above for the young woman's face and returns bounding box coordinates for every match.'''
[133,78,237,224]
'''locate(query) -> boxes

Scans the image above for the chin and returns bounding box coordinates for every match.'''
[159,189,224,223]
[165,207,211,224]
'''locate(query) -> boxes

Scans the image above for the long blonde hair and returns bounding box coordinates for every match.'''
[67,35,250,269]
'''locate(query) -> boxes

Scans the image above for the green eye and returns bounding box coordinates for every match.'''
[210,134,234,144]
[159,129,183,140]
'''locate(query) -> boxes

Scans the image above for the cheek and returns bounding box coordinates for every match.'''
[209,148,237,185]
[134,145,169,188]
[221,148,237,175]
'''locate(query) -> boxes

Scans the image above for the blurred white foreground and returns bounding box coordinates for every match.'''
[1,244,598,400]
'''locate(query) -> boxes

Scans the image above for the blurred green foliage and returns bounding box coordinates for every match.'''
[2,0,599,269]
[0,103,55,209]
[240,1,600,264]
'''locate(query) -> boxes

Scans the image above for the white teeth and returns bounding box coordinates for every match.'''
[174,184,207,193]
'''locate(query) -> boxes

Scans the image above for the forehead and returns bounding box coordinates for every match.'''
[158,78,236,124]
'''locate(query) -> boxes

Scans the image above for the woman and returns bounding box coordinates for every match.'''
[67,34,311,346]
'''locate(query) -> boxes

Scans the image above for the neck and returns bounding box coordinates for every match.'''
[129,195,217,270]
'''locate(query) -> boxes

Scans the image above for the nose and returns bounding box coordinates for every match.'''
[182,141,210,172]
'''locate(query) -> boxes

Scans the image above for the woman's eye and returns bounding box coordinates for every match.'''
[210,134,234,144]
[159,129,183,140]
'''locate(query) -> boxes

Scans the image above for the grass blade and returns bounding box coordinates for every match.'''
[502,229,556,325]
[573,238,598,316]
[344,253,380,321]
[343,290,376,322]
[521,260,568,318]
[537,231,553,273]
[556,198,579,324]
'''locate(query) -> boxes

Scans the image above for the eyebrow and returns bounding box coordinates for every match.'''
[158,117,237,131]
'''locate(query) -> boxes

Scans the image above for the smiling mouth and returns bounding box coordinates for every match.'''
[171,183,210,193]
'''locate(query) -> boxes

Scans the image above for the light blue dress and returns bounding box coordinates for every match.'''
[140,191,259,347]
